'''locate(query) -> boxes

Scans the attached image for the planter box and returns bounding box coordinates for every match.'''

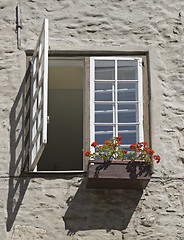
[87,160,152,189]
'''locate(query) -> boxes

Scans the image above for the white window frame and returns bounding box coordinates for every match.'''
[89,57,144,153]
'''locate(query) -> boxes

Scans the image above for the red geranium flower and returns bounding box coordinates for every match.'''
[137,142,142,148]
[130,143,137,149]
[115,136,123,141]
[136,147,141,152]
[85,151,91,156]
[153,155,161,163]
[137,142,148,148]
[91,141,99,147]
[106,142,115,147]
[143,142,148,147]
[116,141,122,145]
[123,150,128,154]
[145,147,154,155]
[105,140,110,145]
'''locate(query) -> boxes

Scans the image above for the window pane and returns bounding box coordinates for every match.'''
[95,82,114,101]
[95,104,113,111]
[118,104,138,123]
[117,82,138,101]
[95,125,114,145]
[95,60,115,80]
[95,104,114,123]
[118,125,138,131]
[117,60,138,80]
[95,133,113,145]
[118,125,138,144]
[95,125,113,132]
[95,112,113,123]
[118,132,137,145]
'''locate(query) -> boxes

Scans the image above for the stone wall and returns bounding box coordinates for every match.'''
[0,0,184,239]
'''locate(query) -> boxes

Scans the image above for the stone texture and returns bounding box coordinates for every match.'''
[0,177,183,239]
[0,0,184,239]
[12,225,46,240]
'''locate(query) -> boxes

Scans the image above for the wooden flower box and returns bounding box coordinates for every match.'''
[87,160,152,189]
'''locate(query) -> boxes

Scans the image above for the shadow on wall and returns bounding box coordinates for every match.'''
[63,179,143,235]
[7,63,31,231]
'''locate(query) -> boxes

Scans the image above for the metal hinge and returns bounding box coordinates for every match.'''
[138,59,142,67]
[47,116,50,124]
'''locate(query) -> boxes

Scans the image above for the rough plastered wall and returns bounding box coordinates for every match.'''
[0,0,184,239]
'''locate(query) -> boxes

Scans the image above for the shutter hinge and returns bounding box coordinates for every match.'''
[47,116,50,124]
[30,58,34,74]
[139,60,142,67]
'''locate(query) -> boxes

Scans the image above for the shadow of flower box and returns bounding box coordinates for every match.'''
[87,160,152,189]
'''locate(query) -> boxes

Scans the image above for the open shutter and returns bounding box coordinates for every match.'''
[29,19,48,171]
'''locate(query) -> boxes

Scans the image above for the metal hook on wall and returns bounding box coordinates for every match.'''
[16,3,21,49]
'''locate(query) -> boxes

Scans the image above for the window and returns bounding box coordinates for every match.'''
[90,57,144,154]
[28,19,149,172]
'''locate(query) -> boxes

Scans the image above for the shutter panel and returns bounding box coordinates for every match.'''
[29,19,49,171]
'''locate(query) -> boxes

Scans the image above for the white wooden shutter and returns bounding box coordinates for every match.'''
[29,19,48,171]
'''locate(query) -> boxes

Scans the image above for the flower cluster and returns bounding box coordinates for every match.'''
[129,142,161,164]
[85,136,127,161]
[85,137,161,165]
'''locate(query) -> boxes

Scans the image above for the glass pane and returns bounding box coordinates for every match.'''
[117,82,138,101]
[117,60,138,80]
[95,133,113,145]
[95,125,114,145]
[118,132,137,145]
[118,125,138,131]
[95,112,113,123]
[118,104,138,123]
[95,104,114,123]
[95,125,113,132]
[118,125,138,144]
[95,104,114,111]
[95,60,115,80]
[95,82,114,101]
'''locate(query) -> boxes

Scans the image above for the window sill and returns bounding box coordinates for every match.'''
[33,170,85,173]
[20,171,86,178]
